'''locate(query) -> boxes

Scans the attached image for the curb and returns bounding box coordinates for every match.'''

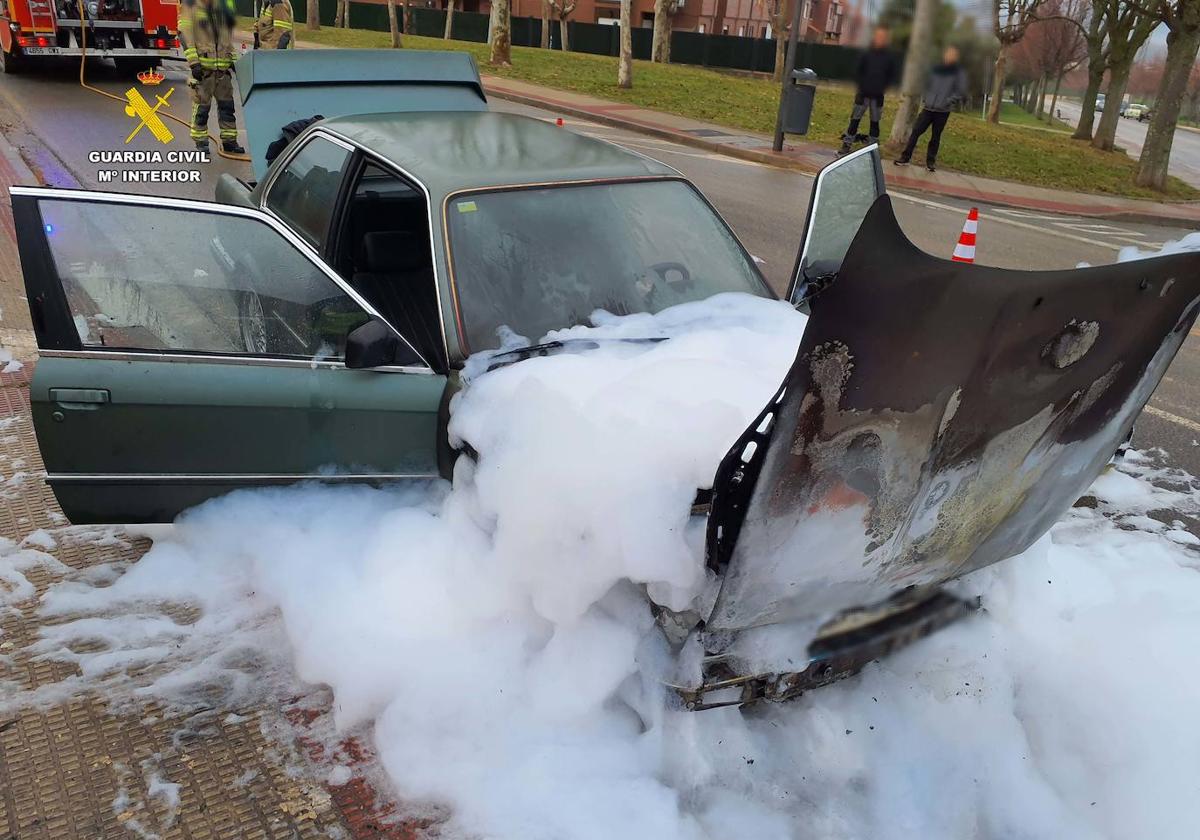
[484,82,1200,227]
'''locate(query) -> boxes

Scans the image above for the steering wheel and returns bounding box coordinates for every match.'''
[649,261,692,289]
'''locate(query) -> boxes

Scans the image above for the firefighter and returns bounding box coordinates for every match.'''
[254,0,294,49]
[178,0,245,155]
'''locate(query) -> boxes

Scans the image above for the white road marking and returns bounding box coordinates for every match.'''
[1145,404,1200,434]
[888,191,1125,251]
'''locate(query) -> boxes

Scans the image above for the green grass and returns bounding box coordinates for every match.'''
[254,18,1198,200]
[965,101,1073,133]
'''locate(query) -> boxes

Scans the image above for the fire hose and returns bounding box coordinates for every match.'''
[75,0,252,162]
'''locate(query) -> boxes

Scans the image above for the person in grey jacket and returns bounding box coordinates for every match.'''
[894,45,968,172]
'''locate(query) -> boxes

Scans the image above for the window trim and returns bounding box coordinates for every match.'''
[440,175,773,356]
[260,130,356,252]
[13,185,433,371]
[259,126,451,372]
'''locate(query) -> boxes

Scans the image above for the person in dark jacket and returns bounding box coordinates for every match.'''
[894,45,969,172]
[838,27,899,155]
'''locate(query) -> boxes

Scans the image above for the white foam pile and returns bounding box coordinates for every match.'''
[4,278,1200,838]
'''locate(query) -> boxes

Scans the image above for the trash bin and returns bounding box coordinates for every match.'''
[782,68,818,135]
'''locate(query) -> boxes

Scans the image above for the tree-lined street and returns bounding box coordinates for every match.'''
[1057,96,1200,186]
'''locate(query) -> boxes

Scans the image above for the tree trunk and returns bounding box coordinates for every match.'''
[560,16,570,51]
[387,0,400,46]
[1048,71,1063,124]
[1092,59,1132,150]
[986,43,1007,123]
[652,0,671,62]
[712,0,727,34]
[618,0,632,88]
[306,0,319,30]
[889,0,938,144]
[771,0,789,82]
[489,0,511,64]
[444,0,456,39]
[1136,25,1200,189]
[540,0,549,48]
[1073,61,1103,138]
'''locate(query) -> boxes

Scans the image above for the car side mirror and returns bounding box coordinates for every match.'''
[345,318,399,369]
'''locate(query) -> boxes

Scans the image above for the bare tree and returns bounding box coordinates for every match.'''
[489,0,512,64]
[1136,0,1200,188]
[1072,1,1106,138]
[541,0,550,47]
[1020,0,1088,121]
[652,0,681,62]
[388,0,401,46]
[549,0,576,51]
[306,0,319,30]
[712,0,729,34]
[768,0,793,82]
[889,0,938,143]
[445,0,456,39]
[987,0,1049,123]
[1091,0,1158,150]
[618,0,633,88]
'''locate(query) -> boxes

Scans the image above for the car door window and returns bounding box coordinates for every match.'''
[264,135,351,252]
[39,198,374,360]
[335,162,446,368]
[789,146,885,305]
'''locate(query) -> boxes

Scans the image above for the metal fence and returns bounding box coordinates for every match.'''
[238,0,870,81]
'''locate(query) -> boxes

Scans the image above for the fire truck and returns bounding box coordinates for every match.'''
[0,0,182,74]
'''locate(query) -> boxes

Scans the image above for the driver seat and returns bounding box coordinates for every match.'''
[350,231,443,368]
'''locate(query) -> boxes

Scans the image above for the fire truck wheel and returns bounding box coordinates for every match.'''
[0,47,25,75]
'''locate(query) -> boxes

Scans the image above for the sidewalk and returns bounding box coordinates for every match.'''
[482,76,1200,227]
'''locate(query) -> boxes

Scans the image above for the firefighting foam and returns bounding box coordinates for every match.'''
[3,285,1200,839]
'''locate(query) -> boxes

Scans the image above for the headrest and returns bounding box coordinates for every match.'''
[363,231,428,274]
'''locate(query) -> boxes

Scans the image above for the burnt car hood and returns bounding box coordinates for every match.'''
[704,195,1200,636]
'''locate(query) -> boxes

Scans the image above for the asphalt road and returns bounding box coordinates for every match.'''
[2,57,1200,477]
[1056,98,1200,189]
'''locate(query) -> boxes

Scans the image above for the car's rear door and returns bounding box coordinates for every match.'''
[12,187,446,524]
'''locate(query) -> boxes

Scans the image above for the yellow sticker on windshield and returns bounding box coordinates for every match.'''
[457,200,478,213]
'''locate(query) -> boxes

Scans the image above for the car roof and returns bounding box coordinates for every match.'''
[316,111,679,200]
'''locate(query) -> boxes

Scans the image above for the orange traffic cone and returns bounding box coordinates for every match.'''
[952,207,978,263]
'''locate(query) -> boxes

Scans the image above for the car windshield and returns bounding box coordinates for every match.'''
[445,179,770,353]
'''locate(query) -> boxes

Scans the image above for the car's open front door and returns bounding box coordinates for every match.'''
[786,144,886,307]
[12,187,447,524]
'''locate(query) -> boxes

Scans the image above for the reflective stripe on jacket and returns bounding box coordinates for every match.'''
[256,0,294,49]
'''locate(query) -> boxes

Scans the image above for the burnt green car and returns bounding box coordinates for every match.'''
[13,50,1200,709]
[13,52,784,525]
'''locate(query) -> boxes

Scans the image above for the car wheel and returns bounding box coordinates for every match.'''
[239,290,269,354]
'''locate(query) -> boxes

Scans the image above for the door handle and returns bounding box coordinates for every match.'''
[50,388,110,408]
